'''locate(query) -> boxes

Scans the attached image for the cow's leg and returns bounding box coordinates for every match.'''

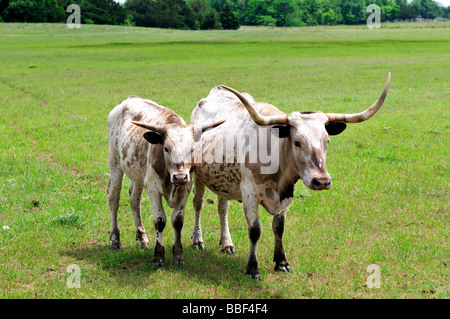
[191,175,205,250]
[242,187,261,280]
[172,188,189,266]
[129,182,149,248]
[108,158,123,250]
[148,190,166,267]
[272,210,292,273]
[218,197,235,254]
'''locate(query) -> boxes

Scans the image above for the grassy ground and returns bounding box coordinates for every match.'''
[0,22,448,299]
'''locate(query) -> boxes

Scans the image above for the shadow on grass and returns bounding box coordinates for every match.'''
[62,241,276,296]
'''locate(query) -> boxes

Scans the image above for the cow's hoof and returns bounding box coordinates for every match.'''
[111,241,121,250]
[275,264,292,273]
[221,245,236,255]
[136,230,149,249]
[246,270,261,281]
[153,258,166,268]
[246,273,261,281]
[192,242,205,251]
[174,259,185,268]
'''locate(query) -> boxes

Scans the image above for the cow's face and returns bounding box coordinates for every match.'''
[164,125,196,185]
[141,124,194,185]
[135,121,225,186]
[219,73,389,190]
[274,112,346,190]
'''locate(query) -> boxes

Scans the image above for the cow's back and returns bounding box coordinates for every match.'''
[108,96,184,132]
[108,97,184,183]
[191,86,285,137]
[191,87,285,200]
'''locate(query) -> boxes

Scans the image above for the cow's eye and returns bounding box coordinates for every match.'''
[164,147,169,153]
[294,141,301,148]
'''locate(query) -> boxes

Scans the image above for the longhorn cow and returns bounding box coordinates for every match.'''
[190,73,391,279]
[107,96,224,266]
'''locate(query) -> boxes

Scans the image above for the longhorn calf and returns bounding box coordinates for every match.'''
[191,74,390,279]
[107,96,224,266]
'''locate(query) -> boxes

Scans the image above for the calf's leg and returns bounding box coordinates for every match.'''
[148,190,166,267]
[129,182,149,248]
[171,184,190,266]
[108,160,124,250]
[172,207,185,266]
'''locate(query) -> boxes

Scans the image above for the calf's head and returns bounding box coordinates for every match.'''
[220,72,390,191]
[131,120,225,186]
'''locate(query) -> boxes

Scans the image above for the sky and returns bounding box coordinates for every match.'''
[113,0,450,8]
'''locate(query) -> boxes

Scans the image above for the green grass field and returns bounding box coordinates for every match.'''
[0,22,448,299]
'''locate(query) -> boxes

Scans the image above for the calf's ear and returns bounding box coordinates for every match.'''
[271,125,291,138]
[325,121,347,136]
[143,131,164,144]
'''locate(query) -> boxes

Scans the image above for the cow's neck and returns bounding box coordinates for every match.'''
[276,138,299,198]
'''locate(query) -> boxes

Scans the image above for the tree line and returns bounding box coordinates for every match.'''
[0,0,448,28]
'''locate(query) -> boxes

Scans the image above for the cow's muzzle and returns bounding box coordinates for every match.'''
[172,173,189,186]
[311,178,331,190]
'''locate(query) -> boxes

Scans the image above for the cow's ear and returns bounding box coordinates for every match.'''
[271,125,291,138]
[143,131,164,144]
[325,121,347,136]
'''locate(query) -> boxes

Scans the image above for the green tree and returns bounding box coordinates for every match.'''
[339,0,365,24]
[372,0,400,21]
[155,0,195,29]
[0,0,10,17]
[273,0,302,26]
[322,8,336,24]
[178,0,196,29]
[208,0,227,11]
[411,0,443,18]
[190,0,222,29]
[3,0,65,22]
[220,3,239,29]
[127,0,196,29]
[299,0,324,25]
[395,0,416,19]
[77,0,126,25]
[241,0,276,25]
[443,6,450,19]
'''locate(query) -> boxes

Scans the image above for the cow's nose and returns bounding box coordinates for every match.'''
[172,174,188,185]
[312,178,331,190]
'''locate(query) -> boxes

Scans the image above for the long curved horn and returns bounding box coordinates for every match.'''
[131,121,165,134]
[219,85,289,126]
[325,72,391,123]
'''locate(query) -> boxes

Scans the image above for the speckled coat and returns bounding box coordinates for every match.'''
[107,96,224,267]
[190,78,389,279]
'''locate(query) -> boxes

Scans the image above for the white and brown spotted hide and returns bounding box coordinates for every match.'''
[107,96,224,267]
[190,74,390,279]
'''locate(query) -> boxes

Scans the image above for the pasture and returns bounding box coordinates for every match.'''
[0,22,448,299]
